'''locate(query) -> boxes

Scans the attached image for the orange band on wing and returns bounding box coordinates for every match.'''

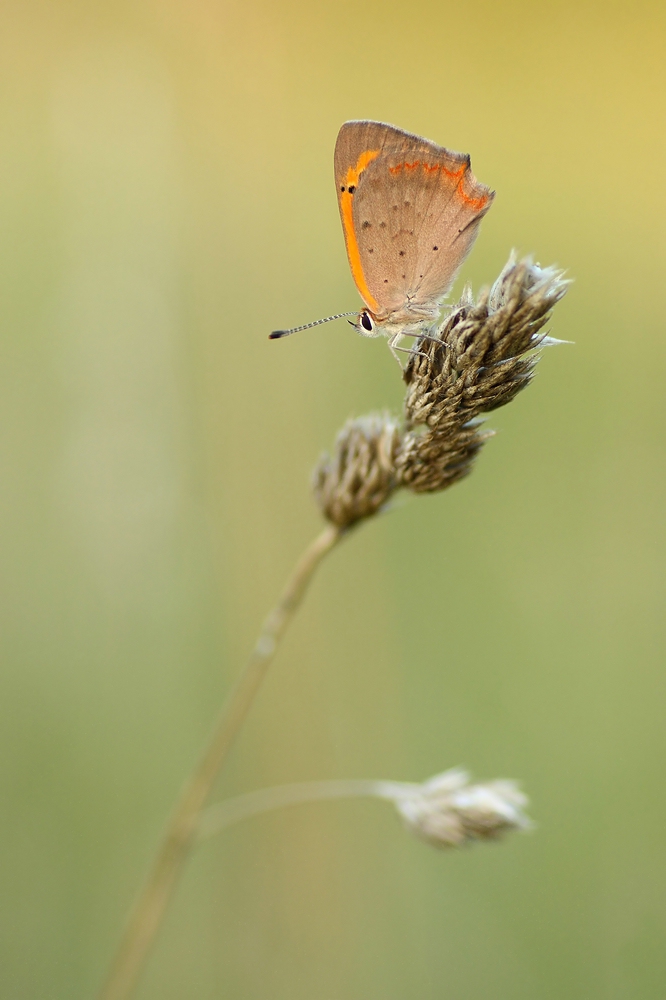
[340,149,381,313]
[456,179,490,211]
[389,160,465,180]
[388,159,489,211]
[340,152,489,312]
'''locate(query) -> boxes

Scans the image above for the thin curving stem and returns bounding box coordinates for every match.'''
[99,523,344,1000]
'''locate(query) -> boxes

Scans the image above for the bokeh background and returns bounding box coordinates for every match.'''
[2,0,665,997]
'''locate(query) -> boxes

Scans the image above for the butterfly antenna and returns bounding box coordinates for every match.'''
[269,311,356,340]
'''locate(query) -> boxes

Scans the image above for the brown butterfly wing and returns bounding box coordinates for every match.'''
[401,158,494,313]
[334,121,494,322]
[334,120,443,184]
[334,122,414,313]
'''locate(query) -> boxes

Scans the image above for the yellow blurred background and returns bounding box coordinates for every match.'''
[1,0,665,996]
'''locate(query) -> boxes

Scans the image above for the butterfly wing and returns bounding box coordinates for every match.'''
[334,121,494,322]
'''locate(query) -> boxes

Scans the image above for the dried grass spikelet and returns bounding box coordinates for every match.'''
[394,768,531,849]
[313,254,569,523]
[312,414,401,528]
[398,255,570,493]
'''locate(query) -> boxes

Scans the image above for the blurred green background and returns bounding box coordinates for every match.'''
[1,0,665,997]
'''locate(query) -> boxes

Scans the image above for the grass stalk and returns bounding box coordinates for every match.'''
[197,778,415,839]
[99,522,343,1000]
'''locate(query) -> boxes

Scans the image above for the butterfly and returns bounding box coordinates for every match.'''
[271,120,494,361]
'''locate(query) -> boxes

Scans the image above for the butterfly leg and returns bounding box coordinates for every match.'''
[395,329,449,347]
[388,331,428,365]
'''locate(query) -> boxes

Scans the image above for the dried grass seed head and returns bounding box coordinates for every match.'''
[313,414,401,529]
[403,255,570,431]
[394,768,531,849]
[312,254,569,516]
[396,420,489,494]
[396,255,569,495]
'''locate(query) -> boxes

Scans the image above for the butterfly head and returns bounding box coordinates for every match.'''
[348,309,381,339]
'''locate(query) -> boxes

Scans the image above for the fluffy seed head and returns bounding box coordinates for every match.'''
[403,256,569,428]
[312,255,569,515]
[397,256,569,494]
[313,414,401,528]
[394,768,531,849]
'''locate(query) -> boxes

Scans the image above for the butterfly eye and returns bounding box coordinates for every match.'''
[360,311,374,332]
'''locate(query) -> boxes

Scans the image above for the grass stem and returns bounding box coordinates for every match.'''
[99,523,343,1000]
[197,778,418,840]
